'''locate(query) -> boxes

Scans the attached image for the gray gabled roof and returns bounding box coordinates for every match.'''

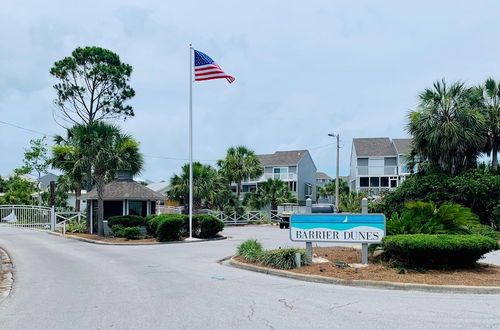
[353,138,396,157]
[392,138,412,155]
[79,180,165,200]
[257,150,308,166]
[316,172,332,180]
[146,181,170,193]
[40,173,59,190]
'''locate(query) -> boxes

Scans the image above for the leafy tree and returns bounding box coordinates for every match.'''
[317,180,350,201]
[167,162,221,210]
[22,137,50,205]
[63,122,143,235]
[475,78,500,171]
[245,178,297,210]
[217,145,263,199]
[0,173,36,205]
[0,176,7,193]
[408,79,486,175]
[50,46,135,125]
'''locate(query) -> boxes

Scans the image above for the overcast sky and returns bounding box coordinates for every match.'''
[1,1,499,181]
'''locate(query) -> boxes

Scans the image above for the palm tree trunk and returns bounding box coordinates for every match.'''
[96,174,105,236]
[492,140,498,171]
[74,186,81,212]
[236,181,241,199]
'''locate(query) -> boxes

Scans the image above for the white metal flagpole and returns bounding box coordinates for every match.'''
[188,43,193,239]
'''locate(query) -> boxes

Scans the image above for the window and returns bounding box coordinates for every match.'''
[305,183,312,197]
[273,167,288,179]
[360,177,369,187]
[390,179,397,188]
[129,201,147,217]
[381,177,389,187]
[370,177,380,187]
[357,158,368,166]
[384,157,397,166]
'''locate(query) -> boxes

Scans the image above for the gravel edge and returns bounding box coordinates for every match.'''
[0,247,13,304]
[46,231,227,245]
[228,257,500,295]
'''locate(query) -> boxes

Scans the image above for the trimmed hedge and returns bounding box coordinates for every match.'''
[155,214,185,241]
[197,215,224,238]
[107,215,146,228]
[121,227,142,240]
[382,234,499,268]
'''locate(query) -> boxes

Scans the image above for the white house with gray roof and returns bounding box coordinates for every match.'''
[349,138,414,195]
[240,150,317,204]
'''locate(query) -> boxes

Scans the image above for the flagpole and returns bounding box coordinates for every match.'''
[188,43,193,239]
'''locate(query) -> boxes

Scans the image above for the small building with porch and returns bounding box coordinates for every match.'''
[79,172,165,233]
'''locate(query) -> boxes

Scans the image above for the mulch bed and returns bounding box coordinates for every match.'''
[237,247,500,287]
[63,232,160,244]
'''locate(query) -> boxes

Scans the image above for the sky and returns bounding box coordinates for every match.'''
[1,1,499,182]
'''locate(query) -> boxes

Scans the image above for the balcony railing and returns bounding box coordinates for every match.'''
[244,172,297,183]
[357,166,397,176]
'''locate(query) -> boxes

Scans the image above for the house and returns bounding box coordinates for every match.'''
[146,181,181,212]
[349,138,414,195]
[316,172,333,187]
[79,171,164,233]
[240,150,317,205]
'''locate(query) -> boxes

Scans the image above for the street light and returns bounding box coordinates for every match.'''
[328,133,340,211]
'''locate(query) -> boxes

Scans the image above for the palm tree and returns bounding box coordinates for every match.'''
[217,145,263,199]
[167,162,220,210]
[476,78,500,171]
[408,79,486,175]
[246,178,297,210]
[52,134,88,211]
[62,122,143,235]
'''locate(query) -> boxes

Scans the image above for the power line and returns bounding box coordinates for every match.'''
[0,119,343,162]
[0,120,50,136]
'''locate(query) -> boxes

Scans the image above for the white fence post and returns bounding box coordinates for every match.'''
[50,205,56,231]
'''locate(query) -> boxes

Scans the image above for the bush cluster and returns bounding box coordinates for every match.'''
[236,240,308,270]
[107,215,146,228]
[373,169,500,227]
[146,214,224,241]
[382,234,499,268]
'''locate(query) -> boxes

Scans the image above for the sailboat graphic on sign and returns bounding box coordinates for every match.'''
[342,217,348,223]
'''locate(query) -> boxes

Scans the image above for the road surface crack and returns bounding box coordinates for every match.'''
[329,301,360,310]
[278,298,295,310]
[247,300,256,321]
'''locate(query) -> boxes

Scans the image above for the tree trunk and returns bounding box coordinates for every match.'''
[74,186,81,212]
[85,167,92,232]
[236,181,241,199]
[96,174,105,236]
[492,140,498,171]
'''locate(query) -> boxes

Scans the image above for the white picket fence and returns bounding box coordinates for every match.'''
[208,210,281,224]
[55,212,87,235]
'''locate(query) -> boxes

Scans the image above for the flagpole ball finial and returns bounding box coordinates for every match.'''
[189,43,192,47]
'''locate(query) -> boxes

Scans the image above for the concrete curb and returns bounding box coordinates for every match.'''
[46,231,227,246]
[228,257,500,295]
[0,247,13,304]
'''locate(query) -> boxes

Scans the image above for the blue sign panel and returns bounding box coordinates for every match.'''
[290,214,386,243]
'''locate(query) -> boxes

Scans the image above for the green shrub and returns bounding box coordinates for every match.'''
[237,239,263,262]
[121,227,142,240]
[386,201,480,235]
[458,224,499,240]
[65,218,87,233]
[107,215,146,228]
[198,215,224,238]
[183,215,199,237]
[382,234,499,268]
[146,215,160,235]
[260,248,309,270]
[156,214,185,241]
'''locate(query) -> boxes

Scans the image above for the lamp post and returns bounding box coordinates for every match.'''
[328,133,340,211]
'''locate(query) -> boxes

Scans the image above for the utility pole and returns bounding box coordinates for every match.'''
[328,133,340,211]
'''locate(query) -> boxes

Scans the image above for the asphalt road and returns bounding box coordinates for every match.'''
[0,225,499,330]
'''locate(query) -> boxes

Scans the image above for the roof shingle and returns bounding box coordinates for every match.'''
[392,138,412,155]
[80,180,165,200]
[257,150,308,166]
[353,138,396,157]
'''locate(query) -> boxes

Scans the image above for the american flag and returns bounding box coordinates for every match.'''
[194,49,235,83]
